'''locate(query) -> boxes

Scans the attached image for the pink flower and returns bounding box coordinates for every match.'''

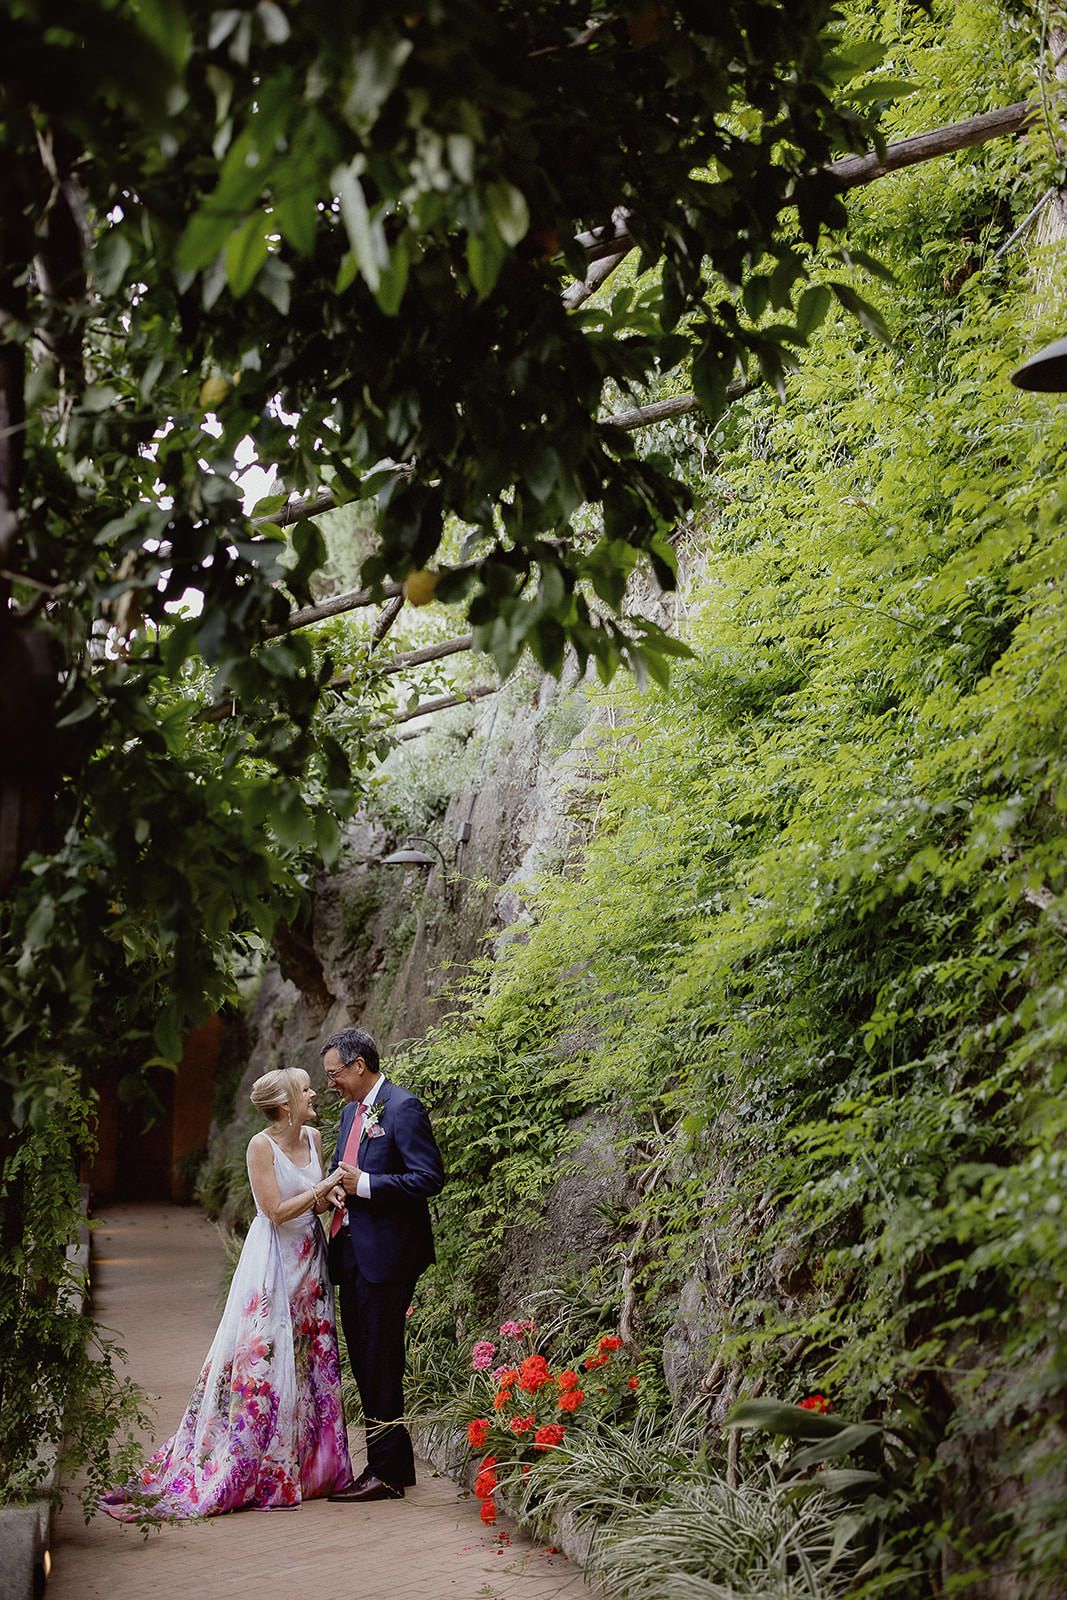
[471,1340,497,1370]
[498,1317,536,1338]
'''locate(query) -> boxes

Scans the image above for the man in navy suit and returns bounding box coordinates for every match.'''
[321,1025,445,1502]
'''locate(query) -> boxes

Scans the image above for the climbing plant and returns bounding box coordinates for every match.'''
[382,3,1067,1585]
[0,1072,150,1509]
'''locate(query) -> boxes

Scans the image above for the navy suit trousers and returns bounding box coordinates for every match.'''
[337,1237,418,1489]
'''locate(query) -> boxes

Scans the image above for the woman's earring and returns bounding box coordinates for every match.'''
[287,1107,293,1127]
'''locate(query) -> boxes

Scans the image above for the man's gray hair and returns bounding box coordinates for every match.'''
[320,1025,379,1075]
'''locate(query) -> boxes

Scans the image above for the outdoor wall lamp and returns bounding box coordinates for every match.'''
[380,834,457,909]
[381,835,450,874]
[1010,335,1067,391]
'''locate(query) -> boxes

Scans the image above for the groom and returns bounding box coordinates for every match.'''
[321,1025,445,1502]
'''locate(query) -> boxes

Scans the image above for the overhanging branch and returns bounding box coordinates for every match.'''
[331,631,475,690]
[830,99,1035,189]
[374,682,497,729]
[262,578,403,639]
[263,385,755,640]
[574,100,1037,265]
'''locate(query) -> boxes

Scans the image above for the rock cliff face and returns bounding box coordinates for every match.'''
[285,671,599,1047]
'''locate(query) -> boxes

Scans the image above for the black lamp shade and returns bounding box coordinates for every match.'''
[1010,336,1067,392]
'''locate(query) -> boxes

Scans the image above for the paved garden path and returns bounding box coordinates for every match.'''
[48,1204,595,1600]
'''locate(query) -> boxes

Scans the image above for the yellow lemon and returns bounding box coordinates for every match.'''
[403,568,439,606]
[198,375,230,409]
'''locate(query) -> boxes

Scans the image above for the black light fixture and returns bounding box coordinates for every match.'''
[381,835,449,874]
[381,834,453,907]
[1010,336,1067,392]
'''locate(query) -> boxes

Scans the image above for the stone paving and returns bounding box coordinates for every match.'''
[48,1204,597,1600]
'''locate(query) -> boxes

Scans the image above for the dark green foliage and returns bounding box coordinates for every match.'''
[0,1075,150,1506]
[2,0,889,708]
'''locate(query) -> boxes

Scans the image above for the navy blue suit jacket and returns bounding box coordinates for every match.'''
[329,1078,445,1285]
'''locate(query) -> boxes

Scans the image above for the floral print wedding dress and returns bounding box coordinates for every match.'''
[103,1127,351,1519]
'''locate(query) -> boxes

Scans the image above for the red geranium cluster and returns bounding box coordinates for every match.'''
[798,1394,831,1414]
[467,1417,491,1449]
[465,1319,642,1529]
[518,1354,552,1393]
[583,1333,624,1371]
[473,1453,498,1524]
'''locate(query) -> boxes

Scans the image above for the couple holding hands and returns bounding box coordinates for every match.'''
[103,1025,445,1520]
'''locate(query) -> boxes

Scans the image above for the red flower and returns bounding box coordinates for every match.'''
[557,1369,581,1391]
[627,1375,640,1390]
[492,1391,510,1410]
[798,1394,830,1414]
[534,1423,566,1451]
[558,1388,584,1413]
[518,1354,551,1393]
[474,1459,498,1499]
[496,1367,520,1390]
[598,1334,623,1352]
[583,1353,610,1370]
[509,1414,535,1436]
[480,1498,497,1525]
[467,1417,491,1449]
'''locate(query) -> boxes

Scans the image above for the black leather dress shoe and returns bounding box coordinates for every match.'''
[327,1473,404,1502]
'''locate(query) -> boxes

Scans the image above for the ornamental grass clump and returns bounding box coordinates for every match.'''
[464,1319,641,1525]
[515,1412,861,1599]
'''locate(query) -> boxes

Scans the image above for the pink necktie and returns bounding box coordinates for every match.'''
[329,1100,365,1238]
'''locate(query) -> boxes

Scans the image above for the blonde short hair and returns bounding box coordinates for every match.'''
[249,1067,309,1123]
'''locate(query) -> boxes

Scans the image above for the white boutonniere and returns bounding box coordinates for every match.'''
[361,1102,385,1140]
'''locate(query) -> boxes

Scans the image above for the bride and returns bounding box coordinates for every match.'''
[103,1067,353,1518]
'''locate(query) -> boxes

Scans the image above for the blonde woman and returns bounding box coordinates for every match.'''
[103,1067,352,1519]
